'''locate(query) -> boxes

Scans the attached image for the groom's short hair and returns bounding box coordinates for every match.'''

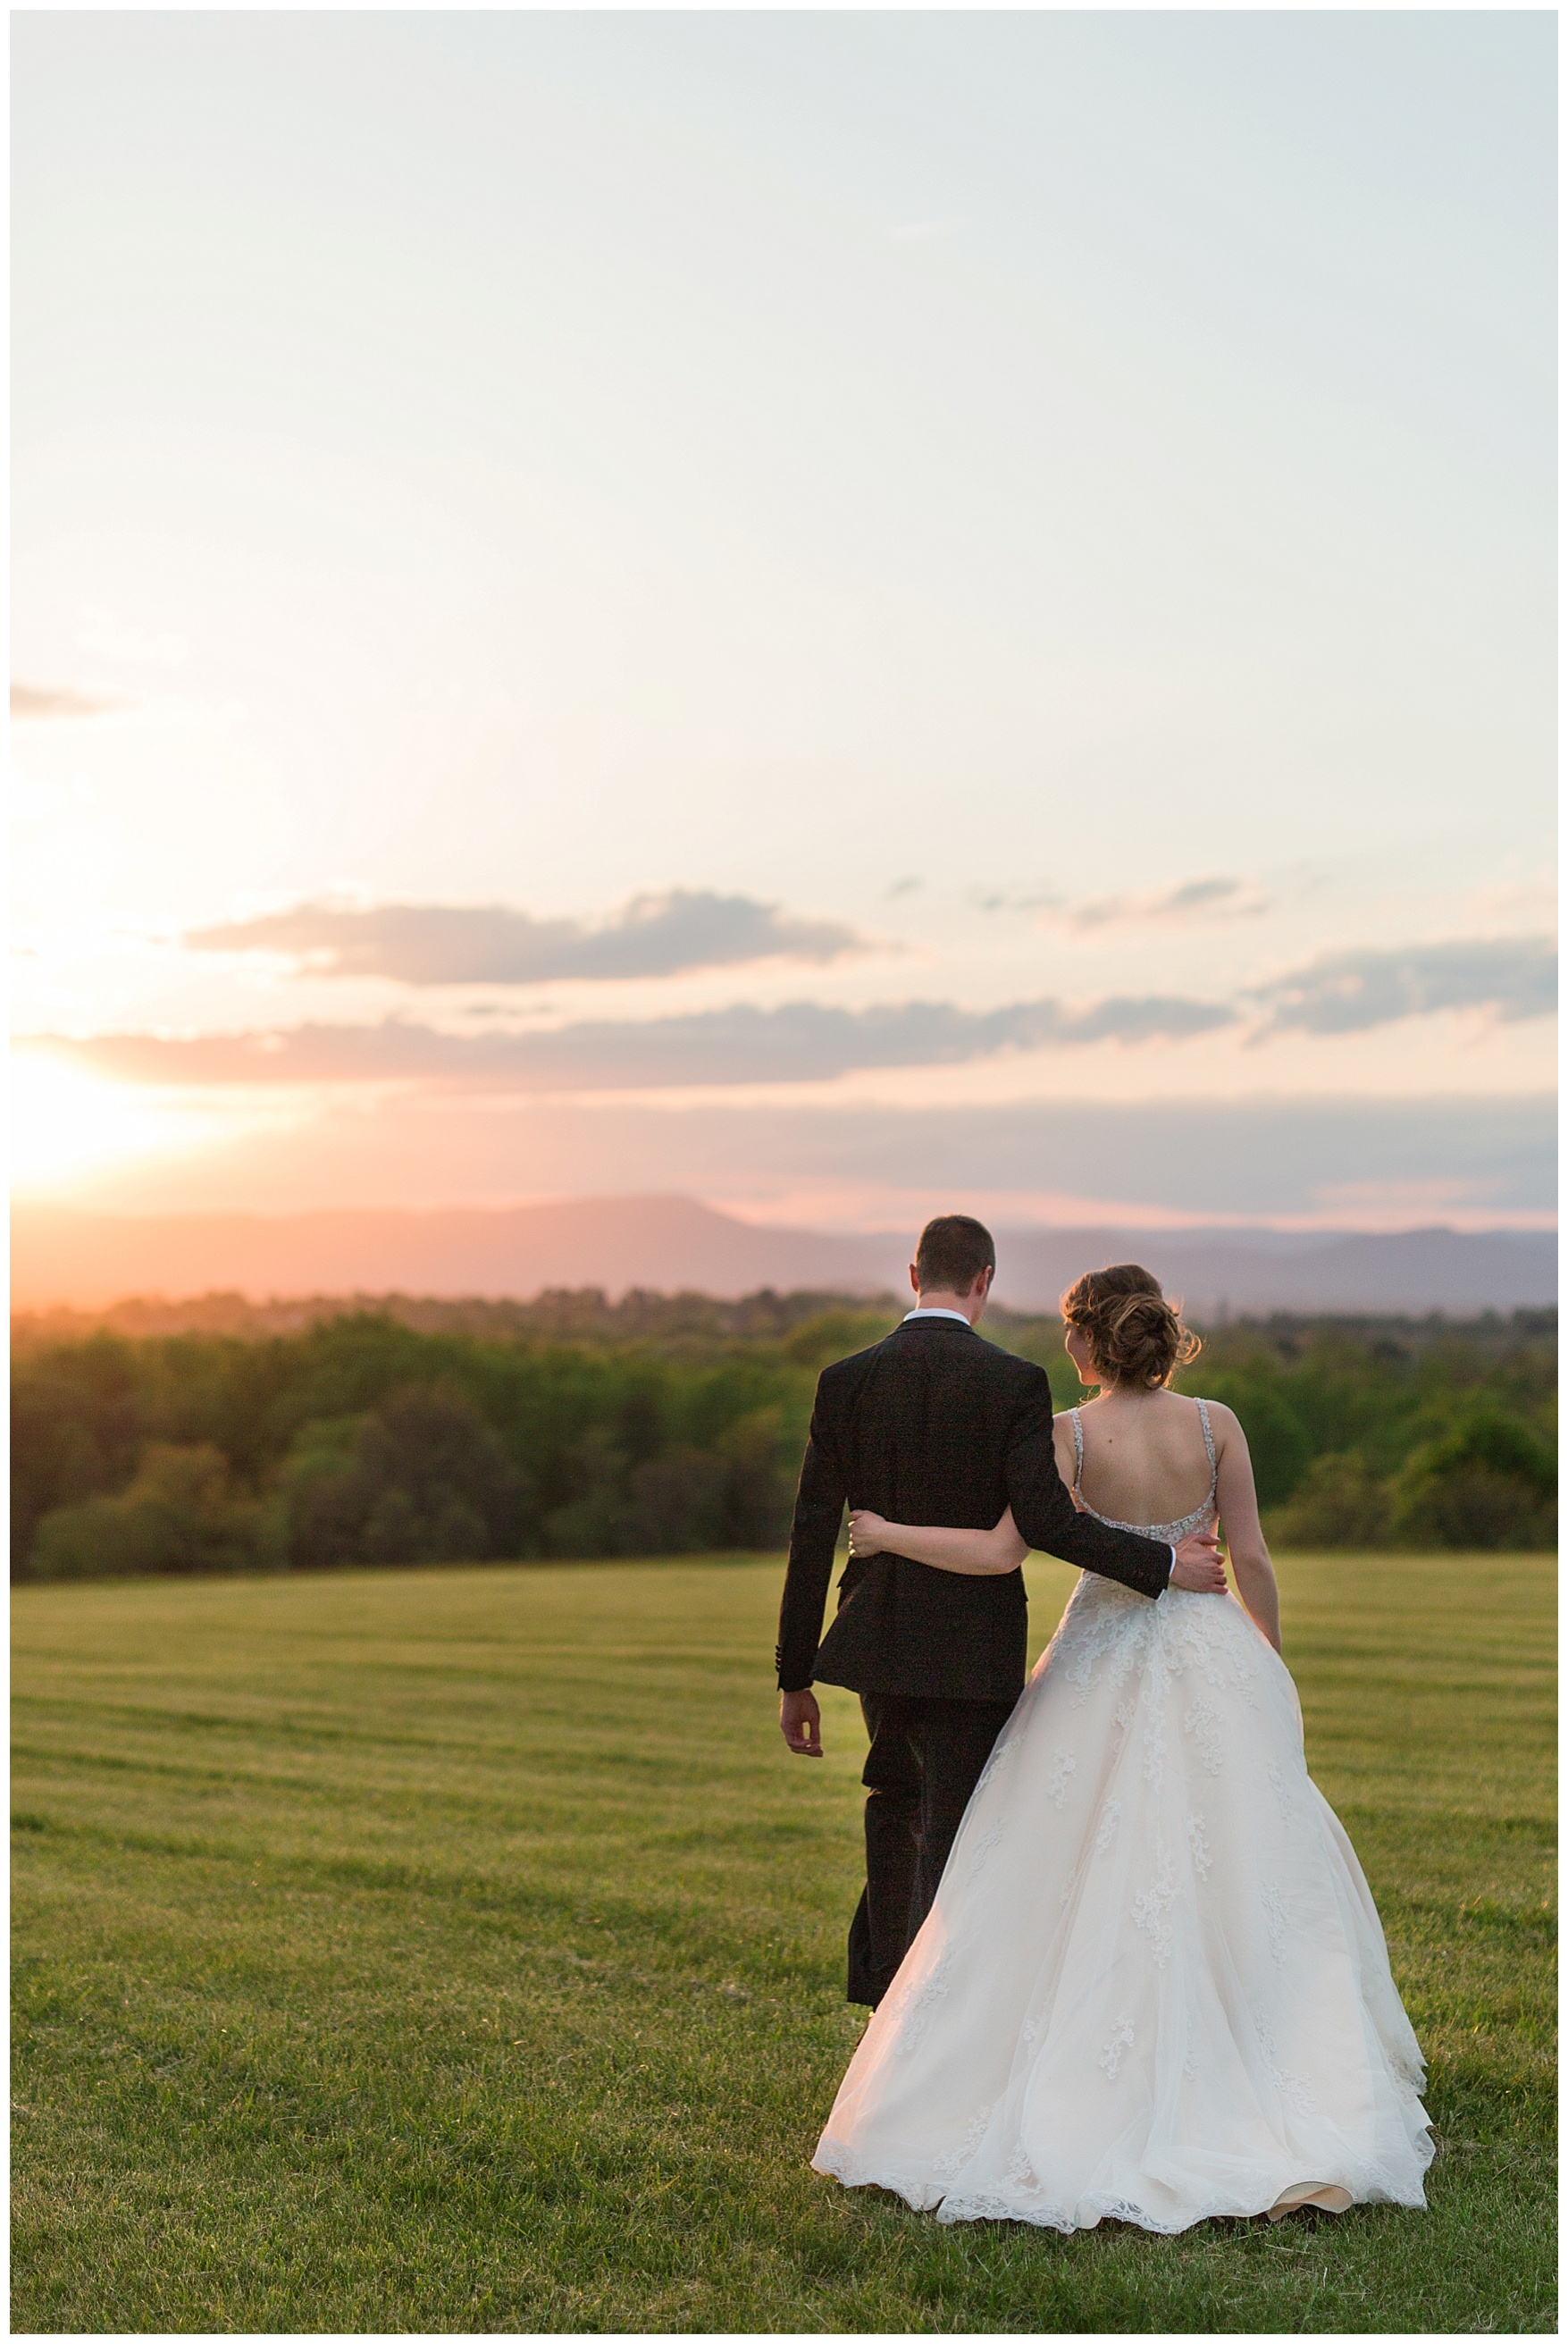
[915,1214,996,1294]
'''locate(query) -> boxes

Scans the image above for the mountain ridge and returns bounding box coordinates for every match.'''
[11,1194,1556,1316]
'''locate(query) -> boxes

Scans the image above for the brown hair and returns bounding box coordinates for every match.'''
[914,1214,996,1294]
[1059,1262,1200,1390]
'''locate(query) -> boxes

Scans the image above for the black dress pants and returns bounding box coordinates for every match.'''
[846,1692,1016,2007]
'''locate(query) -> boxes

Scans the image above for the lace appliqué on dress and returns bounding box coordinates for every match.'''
[974,1734,1019,1797]
[1099,2017,1136,2080]
[1132,1835,1177,1965]
[933,2101,994,2177]
[964,1824,1002,1879]
[1252,2007,1317,2117]
[1052,1572,1262,1721]
[1262,1879,1291,1969]
[892,1950,953,2059]
[1183,1696,1225,1776]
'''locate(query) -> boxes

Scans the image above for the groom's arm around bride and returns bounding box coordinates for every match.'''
[776,1219,1226,1756]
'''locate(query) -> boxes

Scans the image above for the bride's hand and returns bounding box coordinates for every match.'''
[848,1508,890,1558]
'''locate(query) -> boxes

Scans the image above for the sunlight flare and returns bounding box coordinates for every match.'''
[8,1053,236,1191]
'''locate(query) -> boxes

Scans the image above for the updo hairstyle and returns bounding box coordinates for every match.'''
[1060,1263,1201,1390]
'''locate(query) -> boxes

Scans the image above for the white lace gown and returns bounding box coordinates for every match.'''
[814,1401,1433,2234]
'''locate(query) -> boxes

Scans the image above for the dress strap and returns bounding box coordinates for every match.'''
[1195,1397,1217,1483]
[1069,1407,1085,1491]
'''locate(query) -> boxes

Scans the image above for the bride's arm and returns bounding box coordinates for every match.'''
[1210,1405,1282,1652]
[848,1506,1028,1576]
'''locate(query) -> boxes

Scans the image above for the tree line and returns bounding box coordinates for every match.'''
[10,1296,1555,1582]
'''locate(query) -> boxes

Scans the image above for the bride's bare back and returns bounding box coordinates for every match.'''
[1057,1388,1216,1531]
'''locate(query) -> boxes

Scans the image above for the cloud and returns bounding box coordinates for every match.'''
[11,682,126,719]
[982,875,1270,930]
[1050,996,1236,1045]
[25,934,1555,1096]
[183,889,870,985]
[1250,936,1557,1036]
[29,993,1237,1092]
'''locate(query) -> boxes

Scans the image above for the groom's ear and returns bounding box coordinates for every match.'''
[909,1262,921,1298]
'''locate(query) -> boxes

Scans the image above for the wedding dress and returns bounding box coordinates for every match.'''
[813,1400,1433,2233]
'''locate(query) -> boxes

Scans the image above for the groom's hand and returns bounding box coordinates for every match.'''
[1170,1530,1228,1593]
[780,1688,823,1756]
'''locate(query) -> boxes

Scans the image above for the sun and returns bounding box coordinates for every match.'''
[8,1053,232,1192]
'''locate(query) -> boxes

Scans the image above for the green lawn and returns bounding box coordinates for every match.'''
[12,1551,1555,2334]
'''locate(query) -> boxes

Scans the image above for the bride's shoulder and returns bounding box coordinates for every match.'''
[1184,1392,1241,1439]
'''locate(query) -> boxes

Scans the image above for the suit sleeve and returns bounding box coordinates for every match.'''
[1005,1373,1173,1600]
[775,1381,849,1692]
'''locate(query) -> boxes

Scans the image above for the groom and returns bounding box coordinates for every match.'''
[776,1213,1228,2006]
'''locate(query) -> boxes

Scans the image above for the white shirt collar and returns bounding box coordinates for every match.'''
[902,1306,974,1326]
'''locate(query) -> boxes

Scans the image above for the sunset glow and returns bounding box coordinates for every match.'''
[9,1056,239,1193]
[10,13,1555,1263]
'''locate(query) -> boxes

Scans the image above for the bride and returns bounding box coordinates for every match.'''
[812,1264,1433,2234]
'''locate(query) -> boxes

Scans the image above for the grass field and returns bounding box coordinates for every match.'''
[12,1551,1555,2335]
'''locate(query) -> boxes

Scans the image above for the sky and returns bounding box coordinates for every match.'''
[11,11,1556,1235]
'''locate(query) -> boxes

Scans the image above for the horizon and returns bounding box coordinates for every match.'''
[12,14,1555,1239]
[12,1185,1561,1238]
[12,1189,1555,1318]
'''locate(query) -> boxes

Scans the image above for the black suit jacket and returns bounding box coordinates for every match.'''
[775,1316,1174,1702]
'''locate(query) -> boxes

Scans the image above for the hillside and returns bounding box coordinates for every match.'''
[12,1195,1556,1316]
